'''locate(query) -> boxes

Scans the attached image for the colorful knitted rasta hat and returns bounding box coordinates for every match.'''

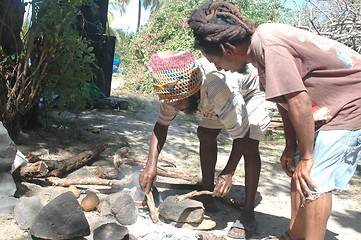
[148,50,202,103]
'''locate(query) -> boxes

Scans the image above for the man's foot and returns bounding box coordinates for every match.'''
[227,213,257,239]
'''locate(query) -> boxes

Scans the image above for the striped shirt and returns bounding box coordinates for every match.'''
[157,58,260,139]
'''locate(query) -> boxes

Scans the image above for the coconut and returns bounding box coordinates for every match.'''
[66,185,80,198]
[81,192,100,211]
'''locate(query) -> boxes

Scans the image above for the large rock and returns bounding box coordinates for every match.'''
[101,192,138,225]
[14,196,43,230]
[93,222,129,240]
[30,192,90,239]
[0,196,18,214]
[0,122,16,172]
[0,172,16,196]
[158,195,204,223]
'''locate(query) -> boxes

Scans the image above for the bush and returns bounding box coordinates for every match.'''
[118,0,286,94]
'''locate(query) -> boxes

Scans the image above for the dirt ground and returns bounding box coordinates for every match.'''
[1,77,360,240]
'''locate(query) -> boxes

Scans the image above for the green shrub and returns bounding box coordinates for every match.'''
[118,0,286,94]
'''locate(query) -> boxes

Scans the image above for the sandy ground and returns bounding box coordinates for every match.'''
[0,77,360,240]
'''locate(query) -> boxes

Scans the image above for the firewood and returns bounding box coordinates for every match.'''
[48,143,108,177]
[173,190,245,209]
[45,176,131,187]
[145,191,161,225]
[123,156,199,182]
[19,161,49,178]
[173,190,213,202]
[19,144,108,178]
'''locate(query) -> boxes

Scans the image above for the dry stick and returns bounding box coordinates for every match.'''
[173,190,213,202]
[145,191,161,225]
[45,176,131,187]
[123,156,198,182]
[114,147,199,182]
[173,190,245,209]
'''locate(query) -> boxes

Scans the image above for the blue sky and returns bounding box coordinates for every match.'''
[109,0,151,32]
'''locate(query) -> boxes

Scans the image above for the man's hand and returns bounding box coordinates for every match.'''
[139,166,157,194]
[213,173,233,197]
[293,157,317,198]
[280,147,296,177]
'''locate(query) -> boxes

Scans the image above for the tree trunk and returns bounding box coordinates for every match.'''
[136,0,142,33]
[0,0,25,55]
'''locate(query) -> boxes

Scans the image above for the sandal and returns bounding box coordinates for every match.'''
[227,216,257,239]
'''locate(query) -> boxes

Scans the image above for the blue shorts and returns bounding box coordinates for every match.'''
[293,129,361,195]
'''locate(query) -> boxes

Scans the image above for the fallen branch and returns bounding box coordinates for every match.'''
[173,190,245,209]
[46,177,113,186]
[173,190,213,202]
[19,161,49,178]
[123,156,199,182]
[113,147,199,182]
[20,143,108,178]
[46,176,132,187]
[145,191,161,225]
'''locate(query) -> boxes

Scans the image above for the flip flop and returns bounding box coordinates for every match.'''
[174,215,216,230]
[227,216,257,239]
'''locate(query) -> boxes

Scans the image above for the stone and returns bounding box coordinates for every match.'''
[14,196,43,230]
[0,172,17,196]
[0,121,17,172]
[0,196,18,214]
[197,232,227,240]
[158,195,204,224]
[93,222,129,240]
[30,192,90,239]
[106,192,138,225]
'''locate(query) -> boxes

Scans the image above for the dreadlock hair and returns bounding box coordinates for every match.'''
[188,1,257,56]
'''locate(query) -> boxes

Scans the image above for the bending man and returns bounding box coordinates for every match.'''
[139,50,275,239]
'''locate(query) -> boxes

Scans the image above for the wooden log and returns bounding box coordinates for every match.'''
[123,156,199,182]
[19,161,49,178]
[19,144,108,178]
[47,143,108,177]
[46,176,131,187]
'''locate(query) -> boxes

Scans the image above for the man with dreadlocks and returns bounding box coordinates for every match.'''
[188,1,361,240]
[138,50,276,237]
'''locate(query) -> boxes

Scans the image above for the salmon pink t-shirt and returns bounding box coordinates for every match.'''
[251,23,361,131]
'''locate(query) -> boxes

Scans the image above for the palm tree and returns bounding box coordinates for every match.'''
[135,0,162,32]
[110,0,163,33]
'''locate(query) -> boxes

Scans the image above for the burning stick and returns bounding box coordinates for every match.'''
[145,191,161,225]
[173,190,214,202]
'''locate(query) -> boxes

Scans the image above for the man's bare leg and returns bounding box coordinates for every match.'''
[243,138,261,219]
[228,138,260,238]
[197,126,221,210]
[304,192,332,240]
[286,179,331,240]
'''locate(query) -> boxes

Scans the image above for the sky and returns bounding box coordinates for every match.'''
[23,0,150,33]
[109,0,151,32]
